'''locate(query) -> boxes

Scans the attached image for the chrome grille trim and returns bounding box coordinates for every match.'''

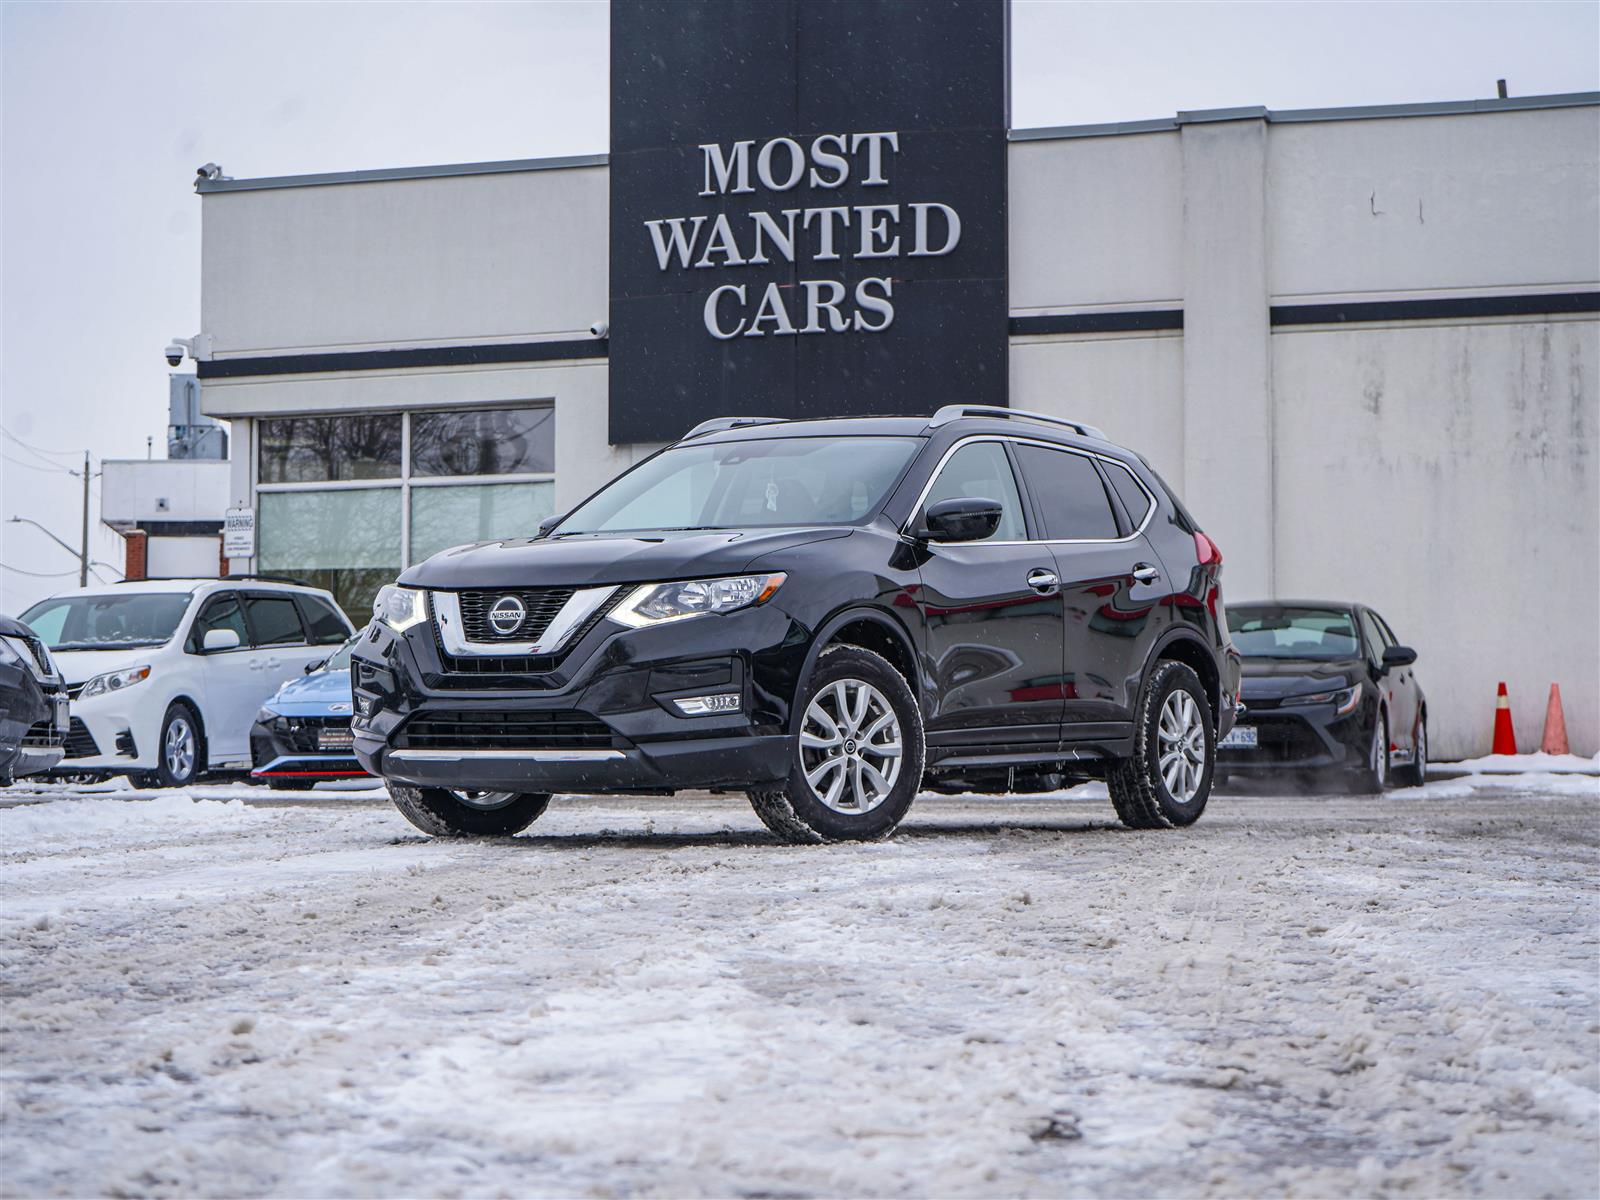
[432,586,619,657]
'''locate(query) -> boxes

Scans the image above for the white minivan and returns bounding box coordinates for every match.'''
[19,578,356,787]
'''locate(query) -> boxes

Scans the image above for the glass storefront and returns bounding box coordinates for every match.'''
[255,405,554,621]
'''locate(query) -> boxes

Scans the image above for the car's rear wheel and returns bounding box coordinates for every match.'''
[1108,660,1213,829]
[388,784,552,837]
[748,645,924,843]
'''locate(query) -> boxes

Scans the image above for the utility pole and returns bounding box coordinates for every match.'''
[78,451,90,587]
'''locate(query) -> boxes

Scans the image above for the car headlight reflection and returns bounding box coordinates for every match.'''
[611,573,786,628]
[373,585,428,632]
[1281,684,1361,715]
[80,664,152,699]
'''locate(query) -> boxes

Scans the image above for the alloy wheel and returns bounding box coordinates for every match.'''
[164,716,196,782]
[450,790,519,810]
[1157,689,1206,803]
[799,678,903,814]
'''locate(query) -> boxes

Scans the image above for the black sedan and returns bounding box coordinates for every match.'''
[0,614,69,786]
[1221,601,1426,792]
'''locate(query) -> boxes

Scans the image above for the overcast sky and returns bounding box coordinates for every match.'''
[3,0,1597,612]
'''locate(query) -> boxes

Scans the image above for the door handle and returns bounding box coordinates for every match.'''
[1027,568,1059,592]
[248,659,262,671]
[1132,563,1162,585]
[261,658,280,670]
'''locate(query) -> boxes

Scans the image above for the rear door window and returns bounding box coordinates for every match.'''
[1013,445,1120,540]
[244,593,308,647]
[1101,461,1153,529]
[923,441,1027,541]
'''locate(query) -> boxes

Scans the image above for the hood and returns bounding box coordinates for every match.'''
[1239,656,1361,701]
[399,527,851,590]
[51,646,161,687]
[265,667,354,718]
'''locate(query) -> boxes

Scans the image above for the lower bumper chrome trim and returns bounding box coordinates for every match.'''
[388,748,626,764]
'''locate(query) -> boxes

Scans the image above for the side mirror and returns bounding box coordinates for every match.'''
[536,514,564,538]
[202,628,241,652]
[1382,645,1417,669]
[304,658,326,674]
[920,497,1003,543]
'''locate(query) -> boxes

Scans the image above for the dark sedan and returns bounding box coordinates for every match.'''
[0,614,69,786]
[1221,601,1426,792]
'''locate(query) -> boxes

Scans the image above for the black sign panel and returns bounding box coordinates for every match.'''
[609,0,1009,444]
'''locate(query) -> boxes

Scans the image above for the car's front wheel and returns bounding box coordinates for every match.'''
[1108,660,1214,829]
[748,645,925,843]
[134,702,205,789]
[388,785,552,837]
[1347,713,1389,794]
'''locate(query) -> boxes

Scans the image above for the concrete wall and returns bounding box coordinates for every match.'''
[101,459,230,524]
[198,99,1600,759]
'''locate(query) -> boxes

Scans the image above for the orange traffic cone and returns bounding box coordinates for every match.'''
[1492,682,1518,755]
[1541,684,1570,756]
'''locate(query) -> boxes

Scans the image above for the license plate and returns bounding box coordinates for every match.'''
[317,728,354,751]
[1220,726,1258,748]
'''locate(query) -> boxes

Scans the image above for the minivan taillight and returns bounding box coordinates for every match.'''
[1194,531,1222,566]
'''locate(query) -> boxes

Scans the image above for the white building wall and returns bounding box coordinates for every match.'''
[101,460,230,524]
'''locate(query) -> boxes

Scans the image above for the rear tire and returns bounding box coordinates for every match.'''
[1108,660,1213,829]
[748,645,924,844]
[388,785,552,837]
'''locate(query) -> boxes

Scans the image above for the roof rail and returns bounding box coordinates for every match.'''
[115,573,312,587]
[926,404,1108,441]
[680,416,787,441]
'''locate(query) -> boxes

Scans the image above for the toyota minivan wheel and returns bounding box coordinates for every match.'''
[748,646,925,844]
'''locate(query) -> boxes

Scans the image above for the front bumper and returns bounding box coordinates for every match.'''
[1220,704,1366,772]
[250,719,369,781]
[48,691,161,771]
[351,600,806,795]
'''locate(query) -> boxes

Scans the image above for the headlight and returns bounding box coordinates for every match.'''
[255,707,280,726]
[80,664,152,699]
[373,585,428,632]
[610,573,786,628]
[1282,684,1360,715]
[0,638,22,667]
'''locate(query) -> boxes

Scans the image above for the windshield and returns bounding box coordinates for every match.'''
[323,636,360,672]
[20,592,193,651]
[1227,606,1361,661]
[556,436,921,535]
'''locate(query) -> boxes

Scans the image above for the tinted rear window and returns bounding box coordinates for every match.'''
[297,595,352,645]
[1013,445,1119,540]
[1102,461,1153,528]
[245,595,306,646]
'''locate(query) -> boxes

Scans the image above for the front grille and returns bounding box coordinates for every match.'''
[274,715,353,755]
[434,590,624,681]
[395,710,616,751]
[456,587,575,643]
[62,718,100,760]
[66,683,85,701]
[19,635,53,675]
[22,721,62,749]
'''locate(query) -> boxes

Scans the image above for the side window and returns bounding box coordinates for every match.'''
[1373,611,1402,647]
[244,593,308,647]
[922,442,1026,541]
[188,593,247,653]
[1102,461,1153,529]
[296,594,353,645]
[1013,445,1120,540]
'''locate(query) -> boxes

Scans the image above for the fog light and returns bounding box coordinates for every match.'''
[672,692,741,716]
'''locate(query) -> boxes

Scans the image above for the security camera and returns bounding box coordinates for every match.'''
[164,341,187,367]
[196,163,226,182]
[589,320,609,339]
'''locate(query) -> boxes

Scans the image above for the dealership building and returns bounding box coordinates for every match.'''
[193,88,1598,758]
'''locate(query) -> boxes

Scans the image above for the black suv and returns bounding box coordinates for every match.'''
[352,406,1241,842]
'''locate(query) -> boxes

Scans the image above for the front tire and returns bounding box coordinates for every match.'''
[140,703,205,789]
[1108,660,1213,829]
[748,645,925,843]
[388,785,552,837]
[1348,713,1390,794]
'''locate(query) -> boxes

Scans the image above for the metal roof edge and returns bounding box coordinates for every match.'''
[1009,90,1600,142]
[195,152,610,194]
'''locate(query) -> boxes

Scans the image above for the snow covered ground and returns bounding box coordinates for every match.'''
[2,775,1596,1198]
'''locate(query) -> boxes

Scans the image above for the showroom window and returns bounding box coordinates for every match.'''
[255,406,555,621]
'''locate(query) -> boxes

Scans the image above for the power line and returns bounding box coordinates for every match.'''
[1,452,74,475]
[0,426,80,467]
[0,561,77,579]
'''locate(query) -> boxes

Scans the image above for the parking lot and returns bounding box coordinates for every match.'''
[2,774,1596,1198]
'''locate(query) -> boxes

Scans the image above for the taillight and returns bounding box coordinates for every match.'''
[1194,531,1222,566]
